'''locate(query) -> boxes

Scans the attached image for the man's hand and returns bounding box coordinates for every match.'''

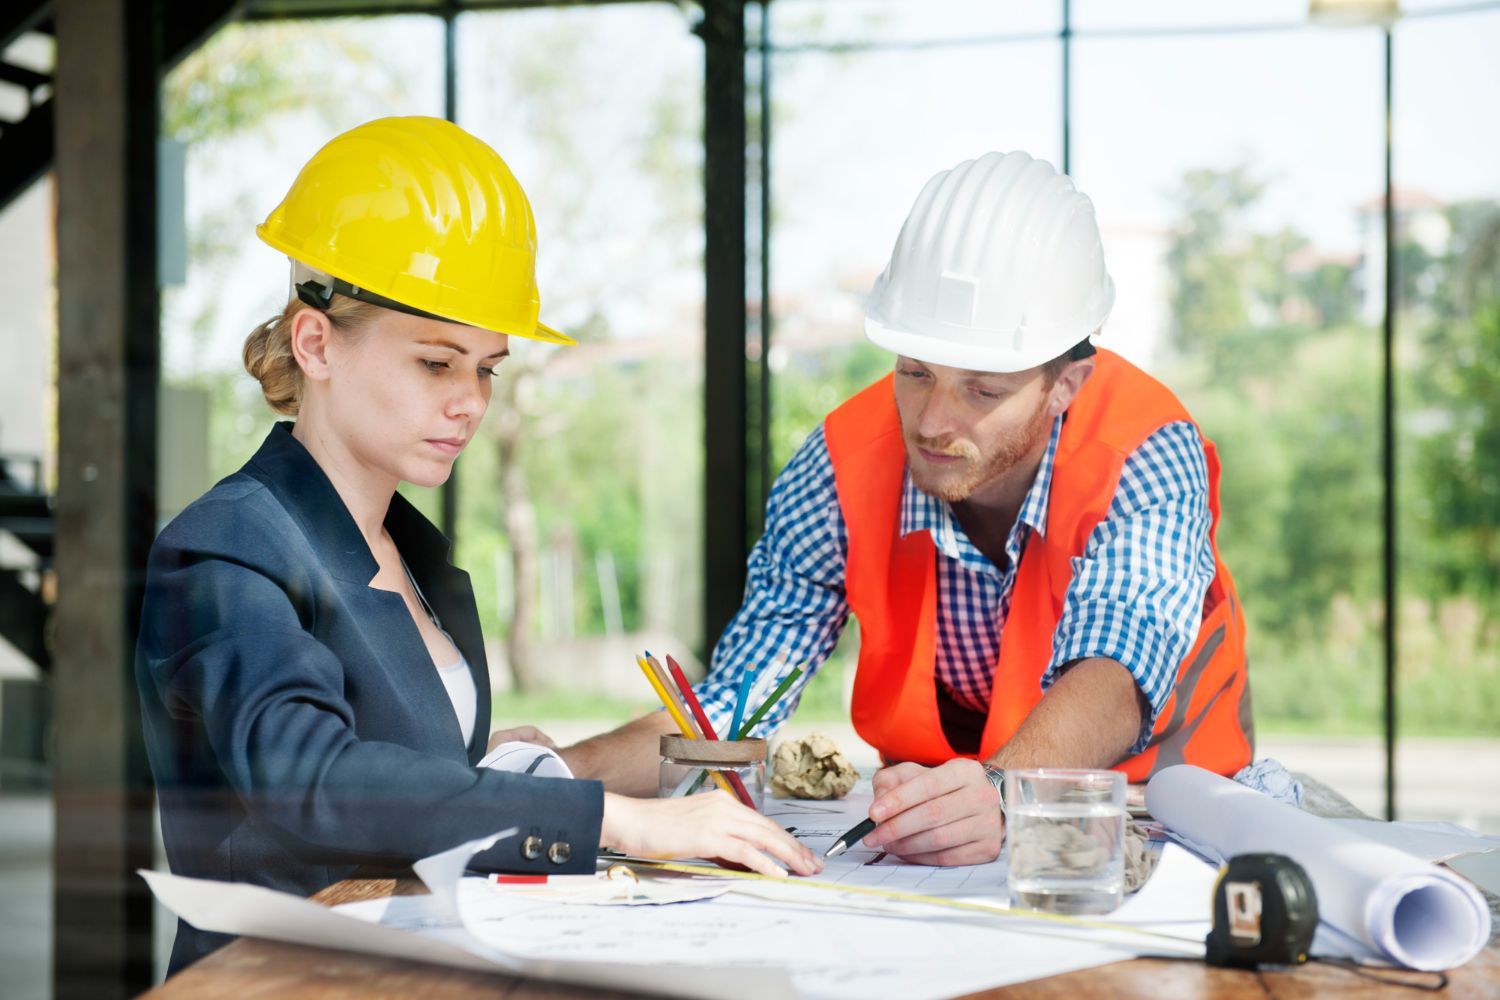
[485,726,558,754]
[558,711,680,793]
[864,759,1004,866]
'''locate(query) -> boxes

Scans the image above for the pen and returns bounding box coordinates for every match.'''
[824,817,877,858]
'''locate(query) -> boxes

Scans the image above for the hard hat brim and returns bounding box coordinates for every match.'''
[864,314,1072,374]
[529,321,577,347]
[260,225,576,346]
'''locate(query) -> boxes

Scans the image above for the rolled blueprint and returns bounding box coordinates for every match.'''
[1145,765,1491,971]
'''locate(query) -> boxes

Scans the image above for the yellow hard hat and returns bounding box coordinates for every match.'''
[256,116,573,346]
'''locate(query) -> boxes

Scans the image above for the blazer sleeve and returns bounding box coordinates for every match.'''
[137,495,603,872]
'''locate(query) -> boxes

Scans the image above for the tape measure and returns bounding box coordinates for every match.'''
[1206,853,1319,968]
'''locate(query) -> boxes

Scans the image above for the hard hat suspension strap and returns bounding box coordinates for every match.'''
[295,278,452,325]
[1065,338,1098,362]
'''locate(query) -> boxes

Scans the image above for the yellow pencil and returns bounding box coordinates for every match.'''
[635,655,735,797]
[644,653,700,737]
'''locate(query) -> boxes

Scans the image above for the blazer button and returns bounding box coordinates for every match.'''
[547,841,572,865]
[521,835,544,860]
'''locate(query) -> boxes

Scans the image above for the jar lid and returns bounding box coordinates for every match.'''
[659,735,767,764]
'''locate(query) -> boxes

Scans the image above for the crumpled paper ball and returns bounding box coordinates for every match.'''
[770,732,858,800]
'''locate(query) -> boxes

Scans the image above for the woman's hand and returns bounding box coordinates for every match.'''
[600,791,823,878]
[486,726,558,753]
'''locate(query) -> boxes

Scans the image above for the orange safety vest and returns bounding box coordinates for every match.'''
[823,350,1253,781]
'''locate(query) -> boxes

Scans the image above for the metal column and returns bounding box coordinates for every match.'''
[699,0,749,654]
[441,0,460,546]
[52,0,162,994]
[1381,27,1398,823]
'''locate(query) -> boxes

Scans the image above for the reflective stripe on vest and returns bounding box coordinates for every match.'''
[823,350,1254,780]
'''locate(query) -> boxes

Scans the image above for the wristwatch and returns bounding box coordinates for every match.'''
[982,764,1007,812]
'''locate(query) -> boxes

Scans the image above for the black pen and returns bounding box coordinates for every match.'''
[824,817,877,858]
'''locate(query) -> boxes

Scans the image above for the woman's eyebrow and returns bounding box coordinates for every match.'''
[415,338,509,360]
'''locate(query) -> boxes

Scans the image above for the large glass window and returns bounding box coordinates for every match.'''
[157,4,706,749]
[1394,6,1500,833]
[160,16,445,522]
[455,3,705,727]
[1074,20,1389,815]
[761,1,1061,758]
[0,170,56,1000]
[157,19,446,977]
[144,0,1500,832]
[759,4,1500,824]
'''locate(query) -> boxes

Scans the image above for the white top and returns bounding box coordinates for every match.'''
[401,557,477,748]
[437,654,477,747]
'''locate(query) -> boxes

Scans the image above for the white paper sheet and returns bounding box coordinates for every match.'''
[1447,853,1500,899]
[144,814,1228,999]
[144,781,1247,998]
[766,790,1013,900]
[1110,843,1219,927]
[141,866,792,1000]
[1146,765,1492,971]
[1329,819,1500,864]
[478,740,573,778]
[442,870,1141,999]
[700,842,1213,963]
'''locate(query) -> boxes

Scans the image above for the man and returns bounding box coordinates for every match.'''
[560,151,1252,866]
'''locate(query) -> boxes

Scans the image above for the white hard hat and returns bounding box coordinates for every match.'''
[864,151,1115,373]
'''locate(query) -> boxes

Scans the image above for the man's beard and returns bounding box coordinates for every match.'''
[907,401,1053,503]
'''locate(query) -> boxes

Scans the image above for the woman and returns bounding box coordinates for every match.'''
[136,117,817,972]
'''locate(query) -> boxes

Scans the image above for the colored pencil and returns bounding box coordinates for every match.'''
[745,647,790,716]
[644,651,701,738]
[728,665,758,743]
[636,655,693,735]
[663,654,756,809]
[663,654,718,738]
[635,655,735,798]
[736,665,804,739]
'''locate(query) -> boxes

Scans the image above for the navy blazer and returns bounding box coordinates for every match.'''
[136,422,603,971]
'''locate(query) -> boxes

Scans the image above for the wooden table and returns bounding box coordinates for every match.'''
[141,776,1500,999]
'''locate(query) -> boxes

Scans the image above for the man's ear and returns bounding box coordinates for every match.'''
[1046,357,1095,418]
[290,308,335,384]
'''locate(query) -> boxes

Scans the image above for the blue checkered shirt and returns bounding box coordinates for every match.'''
[694,414,1217,754]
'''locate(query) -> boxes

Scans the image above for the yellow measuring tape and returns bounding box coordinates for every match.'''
[620,859,1204,949]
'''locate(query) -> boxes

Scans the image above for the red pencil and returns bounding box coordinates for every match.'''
[665,655,720,738]
[662,654,757,810]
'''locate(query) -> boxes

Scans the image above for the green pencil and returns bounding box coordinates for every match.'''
[735,665,803,739]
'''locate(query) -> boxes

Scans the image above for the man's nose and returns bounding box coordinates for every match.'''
[914,384,963,441]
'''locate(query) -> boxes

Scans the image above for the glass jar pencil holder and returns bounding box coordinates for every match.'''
[658,735,767,813]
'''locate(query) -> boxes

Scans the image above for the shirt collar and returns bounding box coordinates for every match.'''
[899,415,1063,565]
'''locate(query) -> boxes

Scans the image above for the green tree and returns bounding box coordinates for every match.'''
[1161,163,1391,733]
[161,21,401,473]
[1164,165,1264,355]
[1298,262,1358,326]
[453,10,706,689]
[1437,199,1500,318]
[1412,302,1500,601]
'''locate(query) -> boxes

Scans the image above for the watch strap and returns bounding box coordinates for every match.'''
[982,764,1007,810]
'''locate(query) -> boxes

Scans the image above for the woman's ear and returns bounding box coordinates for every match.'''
[290,308,335,383]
